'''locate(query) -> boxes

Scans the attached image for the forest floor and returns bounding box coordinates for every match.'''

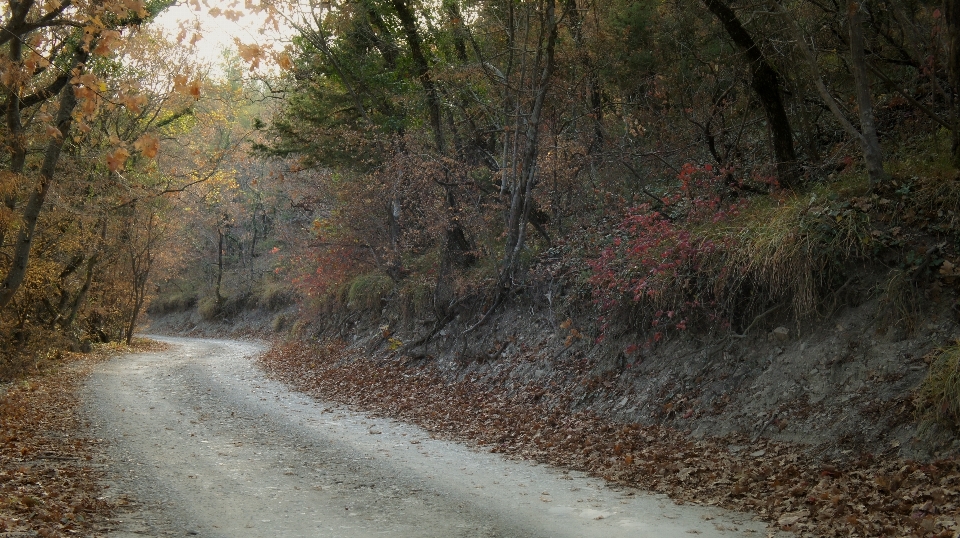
[0,339,165,537]
[8,290,958,537]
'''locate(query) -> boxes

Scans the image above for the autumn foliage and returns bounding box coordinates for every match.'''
[234,0,960,350]
[0,3,218,372]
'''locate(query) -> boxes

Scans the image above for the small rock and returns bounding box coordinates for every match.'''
[772,326,789,342]
[750,449,766,457]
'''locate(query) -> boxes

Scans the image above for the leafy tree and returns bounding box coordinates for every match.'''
[0,0,172,311]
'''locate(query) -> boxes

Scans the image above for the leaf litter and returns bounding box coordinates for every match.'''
[258,340,960,538]
[0,339,166,537]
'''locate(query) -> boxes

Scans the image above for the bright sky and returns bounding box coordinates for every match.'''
[151,2,294,72]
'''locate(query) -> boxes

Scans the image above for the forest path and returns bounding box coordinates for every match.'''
[81,336,776,538]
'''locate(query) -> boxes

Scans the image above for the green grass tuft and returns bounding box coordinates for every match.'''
[915,342,960,433]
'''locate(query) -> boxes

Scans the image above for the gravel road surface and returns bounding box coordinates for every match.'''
[81,336,776,537]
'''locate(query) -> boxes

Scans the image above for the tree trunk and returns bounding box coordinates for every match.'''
[215,227,224,310]
[444,0,469,63]
[386,197,403,281]
[848,0,887,186]
[500,0,559,288]
[0,82,78,311]
[702,0,800,189]
[945,0,960,166]
[391,0,446,154]
[63,253,99,330]
[5,0,32,178]
[1,8,28,252]
[566,0,604,154]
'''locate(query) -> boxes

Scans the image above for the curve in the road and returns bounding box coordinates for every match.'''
[82,336,779,538]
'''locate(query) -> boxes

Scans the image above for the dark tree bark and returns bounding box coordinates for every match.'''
[390,0,446,153]
[390,0,479,272]
[565,0,604,154]
[0,0,97,308]
[702,0,800,188]
[126,213,158,345]
[848,0,887,185]
[444,0,469,63]
[0,82,78,310]
[945,0,960,166]
[215,226,225,311]
[363,3,400,69]
[500,0,559,287]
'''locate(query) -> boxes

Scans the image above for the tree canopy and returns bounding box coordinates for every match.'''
[6,0,960,372]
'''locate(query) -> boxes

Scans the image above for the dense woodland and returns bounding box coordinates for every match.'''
[3,0,960,391]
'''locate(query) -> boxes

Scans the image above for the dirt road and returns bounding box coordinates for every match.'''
[81,336,776,537]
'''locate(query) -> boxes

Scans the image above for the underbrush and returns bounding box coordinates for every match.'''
[582,156,960,345]
[0,324,163,382]
[159,277,300,323]
[915,342,960,434]
[346,272,394,311]
[273,132,960,354]
[0,340,70,382]
[294,239,505,333]
[585,167,876,341]
[0,317,134,382]
[147,291,198,315]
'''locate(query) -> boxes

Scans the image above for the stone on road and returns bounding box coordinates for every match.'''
[82,336,775,538]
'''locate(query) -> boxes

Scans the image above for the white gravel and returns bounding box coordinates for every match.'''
[81,336,780,537]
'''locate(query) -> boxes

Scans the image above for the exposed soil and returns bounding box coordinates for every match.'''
[149,290,959,460]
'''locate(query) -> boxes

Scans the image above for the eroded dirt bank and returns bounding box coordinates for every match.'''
[148,293,958,463]
[257,336,960,537]
[81,336,775,537]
